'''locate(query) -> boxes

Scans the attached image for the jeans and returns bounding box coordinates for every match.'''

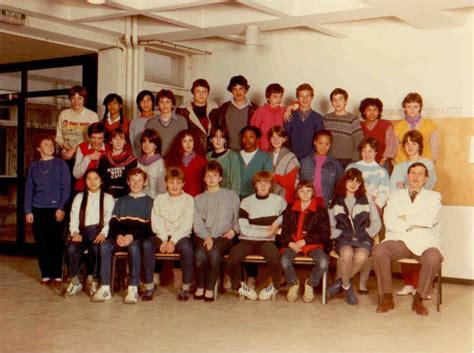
[67,225,100,280]
[194,237,233,290]
[281,248,328,287]
[100,236,156,286]
[174,237,194,285]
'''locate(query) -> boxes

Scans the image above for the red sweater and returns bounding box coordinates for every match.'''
[181,155,207,197]
[250,103,285,152]
[361,119,391,163]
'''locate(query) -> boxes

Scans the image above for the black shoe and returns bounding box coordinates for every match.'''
[358,288,369,295]
[193,293,204,300]
[178,289,190,301]
[142,289,154,301]
[204,296,214,302]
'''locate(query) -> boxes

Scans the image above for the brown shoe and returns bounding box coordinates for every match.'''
[376,293,395,313]
[412,292,428,316]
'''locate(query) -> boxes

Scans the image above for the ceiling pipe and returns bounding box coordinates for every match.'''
[245,25,259,47]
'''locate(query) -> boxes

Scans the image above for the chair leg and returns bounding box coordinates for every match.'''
[111,255,117,295]
[213,280,219,300]
[322,269,327,305]
[437,268,442,311]
[60,245,68,297]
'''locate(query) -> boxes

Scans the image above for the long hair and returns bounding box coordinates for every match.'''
[164,129,204,167]
[102,93,124,126]
[79,169,105,231]
[333,168,366,199]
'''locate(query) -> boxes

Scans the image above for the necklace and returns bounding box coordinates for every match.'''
[38,159,54,174]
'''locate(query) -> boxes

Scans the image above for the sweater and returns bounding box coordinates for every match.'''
[151,192,194,244]
[73,142,108,191]
[361,119,397,162]
[324,112,363,161]
[145,112,188,154]
[24,158,71,213]
[137,155,166,198]
[250,103,286,152]
[69,191,115,236]
[193,188,240,239]
[98,151,137,199]
[130,115,155,157]
[103,115,131,142]
[181,154,208,197]
[393,119,438,163]
[272,147,299,204]
[109,193,154,240]
[239,193,287,241]
[239,149,273,198]
[390,158,437,192]
[284,109,324,160]
[206,149,241,195]
[55,108,99,149]
[346,160,390,209]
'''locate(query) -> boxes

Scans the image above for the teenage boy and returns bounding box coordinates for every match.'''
[193,161,240,301]
[217,75,259,151]
[227,171,287,301]
[73,122,107,192]
[284,83,324,161]
[151,167,194,301]
[250,83,286,152]
[92,168,156,304]
[324,88,364,168]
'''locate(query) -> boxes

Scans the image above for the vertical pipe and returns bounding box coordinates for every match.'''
[125,16,133,119]
[132,15,139,119]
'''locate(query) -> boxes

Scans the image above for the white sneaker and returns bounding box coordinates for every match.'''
[247,277,256,290]
[397,285,415,296]
[238,282,257,301]
[286,281,299,302]
[258,283,278,301]
[89,281,98,296]
[124,286,138,304]
[302,279,314,303]
[92,286,112,302]
[64,281,82,298]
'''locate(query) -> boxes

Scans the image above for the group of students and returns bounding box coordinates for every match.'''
[25,77,440,312]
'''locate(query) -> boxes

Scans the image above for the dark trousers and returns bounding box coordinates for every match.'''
[67,225,100,280]
[32,207,65,279]
[227,240,281,290]
[194,237,233,291]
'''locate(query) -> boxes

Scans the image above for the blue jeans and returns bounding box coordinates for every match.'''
[67,225,100,280]
[100,236,156,286]
[174,237,194,285]
[281,248,328,287]
[194,237,233,290]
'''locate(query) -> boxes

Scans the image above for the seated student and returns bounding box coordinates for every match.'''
[299,130,343,208]
[359,97,397,173]
[250,83,286,152]
[324,88,364,168]
[268,126,299,204]
[239,126,273,199]
[130,90,156,157]
[277,181,330,303]
[164,129,207,197]
[207,126,241,195]
[145,89,188,155]
[25,134,71,285]
[193,161,240,302]
[137,129,166,199]
[176,79,219,151]
[98,128,137,199]
[216,75,259,151]
[92,168,155,304]
[101,93,130,142]
[227,171,287,301]
[373,162,442,316]
[283,83,324,161]
[327,168,381,305]
[151,167,194,301]
[73,122,107,192]
[65,169,114,297]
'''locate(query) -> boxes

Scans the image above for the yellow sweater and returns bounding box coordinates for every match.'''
[394,119,437,163]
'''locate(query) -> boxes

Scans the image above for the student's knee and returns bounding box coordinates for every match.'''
[421,248,442,267]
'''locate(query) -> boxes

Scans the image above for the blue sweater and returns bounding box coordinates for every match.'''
[24,157,71,213]
[109,194,154,239]
[284,109,324,161]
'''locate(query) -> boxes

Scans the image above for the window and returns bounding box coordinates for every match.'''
[144,49,185,87]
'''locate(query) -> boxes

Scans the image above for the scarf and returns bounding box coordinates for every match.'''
[138,153,162,166]
[182,151,196,167]
[405,114,422,130]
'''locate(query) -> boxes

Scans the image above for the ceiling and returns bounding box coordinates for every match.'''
[0,0,473,63]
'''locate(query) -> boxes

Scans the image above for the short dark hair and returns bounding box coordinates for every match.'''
[227,75,249,92]
[313,129,333,144]
[68,86,88,103]
[204,160,223,178]
[109,127,126,140]
[165,166,185,182]
[294,180,315,200]
[34,133,55,150]
[330,88,348,101]
[333,168,366,199]
[402,130,424,155]
[402,92,423,110]
[156,89,176,107]
[136,90,155,111]
[359,98,383,120]
[359,137,380,152]
[87,122,105,137]
[267,125,289,149]
[209,126,230,149]
[140,128,162,155]
[191,79,210,94]
[265,83,284,99]
[407,162,429,177]
[296,83,314,97]
[240,125,261,139]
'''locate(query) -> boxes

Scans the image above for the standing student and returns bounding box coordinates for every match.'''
[327,168,381,305]
[101,93,130,142]
[137,128,166,199]
[93,168,156,304]
[98,128,137,199]
[277,181,330,303]
[193,161,240,302]
[324,88,364,168]
[217,75,259,151]
[130,90,156,157]
[65,169,114,297]
[25,134,71,285]
[250,83,286,152]
[151,167,195,301]
[206,126,241,195]
[164,129,208,197]
[56,86,99,162]
[145,89,188,155]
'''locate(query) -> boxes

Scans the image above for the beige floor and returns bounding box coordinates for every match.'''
[0,255,472,353]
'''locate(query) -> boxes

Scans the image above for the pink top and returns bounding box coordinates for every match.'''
[313,155,326,199]
[250,103,285,152]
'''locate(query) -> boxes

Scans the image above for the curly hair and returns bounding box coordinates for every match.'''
[359,97,383,120]
[164,129,205,167]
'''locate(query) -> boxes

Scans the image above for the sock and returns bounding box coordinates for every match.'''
[71,276,80,285]
[145,283,154,291]
[101,285,110,292]
[195,288,204,296]
[359,282,367,291]
[128,285,138,293]
[342,283,350,290]
[182,283,190,291]
[204,289,213,298]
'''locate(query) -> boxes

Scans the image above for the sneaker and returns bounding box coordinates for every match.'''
[92,286,112,302]
[343,283,358,305]
[124,286,138,304]
[64,281,83,298]
[302,279,314,303]
[153,273,161,288]
[89,281,98,296]
[247,277,256,290]
[397,285,415,296]
[238,282,257,301]
[328,278,343,297]
[286,281,299,302]
[258,283,278,301]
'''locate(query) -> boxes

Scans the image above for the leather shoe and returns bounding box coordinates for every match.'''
[142,289,154,301]
[412,292,428,316]
[193,293,204,300]
[376,293,395,313]
[204,296,214,302]
[358,288,369,295]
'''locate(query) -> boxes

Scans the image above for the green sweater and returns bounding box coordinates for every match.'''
[238,149,273,198]
[206,149,241,195]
